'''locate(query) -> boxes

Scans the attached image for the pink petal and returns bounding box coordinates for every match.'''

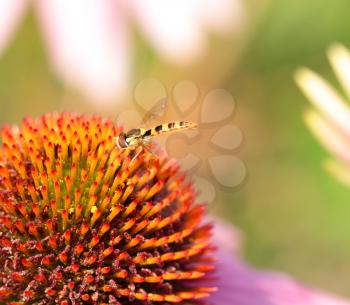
[128,0,205,65]
[208,237,350,305]
[210,216,243,254]
[35,0,131,106]
[128,0,243,65]
[0,0,27,56]
[196,0,245,33]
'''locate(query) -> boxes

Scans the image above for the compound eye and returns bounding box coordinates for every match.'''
[117,133,127,148]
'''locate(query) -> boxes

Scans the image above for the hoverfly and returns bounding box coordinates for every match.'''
[116,121,197,150]
[116,99,197,154]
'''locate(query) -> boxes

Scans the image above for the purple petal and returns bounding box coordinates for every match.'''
[208,245,350,305]
[210,216,243,254]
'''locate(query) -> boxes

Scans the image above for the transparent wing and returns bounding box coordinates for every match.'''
[115,109,144,131]
[141,97,167,125]
[141,139,163,157]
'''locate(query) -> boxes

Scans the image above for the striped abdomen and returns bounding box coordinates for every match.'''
[142,121,197,138]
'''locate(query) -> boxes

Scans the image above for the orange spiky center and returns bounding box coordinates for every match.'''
[0,113,215,305]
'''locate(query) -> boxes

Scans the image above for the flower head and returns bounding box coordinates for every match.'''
[0,113,214,304]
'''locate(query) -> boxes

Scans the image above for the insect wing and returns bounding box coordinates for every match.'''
[143,141,163,157]
[141,97,167,125]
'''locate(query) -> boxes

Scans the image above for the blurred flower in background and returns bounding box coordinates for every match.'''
[295,43,350,187]
[0,0,244,107]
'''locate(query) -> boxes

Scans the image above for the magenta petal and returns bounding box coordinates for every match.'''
[208,247,350,305]
[210,216,243,254]
[209,220,350,305]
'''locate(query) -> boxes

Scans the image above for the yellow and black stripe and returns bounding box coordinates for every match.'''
[141,121,197,138]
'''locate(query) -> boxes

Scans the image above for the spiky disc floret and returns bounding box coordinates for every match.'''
[0,113,215,305]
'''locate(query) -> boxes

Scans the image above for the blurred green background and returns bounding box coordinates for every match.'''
[1,0,350,296]
[229,0,350,295]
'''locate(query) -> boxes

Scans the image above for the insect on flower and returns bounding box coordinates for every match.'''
[116,99,198,154]
[0,113,216,304]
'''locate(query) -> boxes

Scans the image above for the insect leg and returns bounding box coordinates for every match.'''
[130,146,144,164]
